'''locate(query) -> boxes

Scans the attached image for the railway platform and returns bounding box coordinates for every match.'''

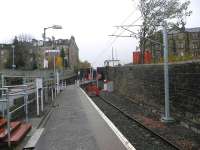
[34,85,135,150]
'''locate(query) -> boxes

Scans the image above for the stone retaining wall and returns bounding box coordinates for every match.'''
[103,61,200,125]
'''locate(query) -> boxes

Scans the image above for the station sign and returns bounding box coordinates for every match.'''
[36,78,43,89]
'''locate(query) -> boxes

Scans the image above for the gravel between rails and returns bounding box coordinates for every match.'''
[99,91,200,150]
[91,96,177,150]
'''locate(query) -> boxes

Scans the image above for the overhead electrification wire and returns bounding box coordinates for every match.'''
[111,6,138,36]
[92,15,142,66]
[91,1,140,66]
[109,0,172,48]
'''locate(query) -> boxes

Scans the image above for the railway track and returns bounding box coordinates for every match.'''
[91,95,182,150]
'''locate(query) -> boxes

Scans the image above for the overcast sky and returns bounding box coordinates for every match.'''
[0,0,199,67]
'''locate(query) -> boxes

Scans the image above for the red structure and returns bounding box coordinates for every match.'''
[86,84,100,96]
[144,50,152,64]
[133,51,152,64]
[0,117,31,146]
[133,52,140,64]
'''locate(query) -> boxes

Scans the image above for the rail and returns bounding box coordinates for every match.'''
[98,95,181,150]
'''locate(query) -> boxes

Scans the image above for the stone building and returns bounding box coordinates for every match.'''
[0,44,10,69]
[39,36,79,70]
[0,36,79,70]
[0,42,38,70]
[144,27,200,62]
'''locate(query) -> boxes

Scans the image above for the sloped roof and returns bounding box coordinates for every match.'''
[168,27,200,34]
[185,27,200,32]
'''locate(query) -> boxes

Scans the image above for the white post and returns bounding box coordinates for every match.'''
[51,87,54,101]
[41,88,44,112]
[24,86,28,122]
[36,78,42,116]
[77,80,80,87]
[1,74,5,117]
[54,55,56,73]
[90,68,92,80]
[55,85,57,97]
[51,81,54,100]
[36,88,40,116]
[56,72,59,93]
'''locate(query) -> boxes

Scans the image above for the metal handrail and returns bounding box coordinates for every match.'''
[10,103,26,114]
[3,84,28,88]
[0,73,67,148]
[9,87,36,95]
[0,88,9,90]
[0,86,29,147]
[0,100,7,102]
[2,93,27,96]
[3,75,40,78]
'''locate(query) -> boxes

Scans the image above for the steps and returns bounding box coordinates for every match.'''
[0,121,21,139]
[4,123,32,144]
[0,117,32,146]
[0,118,7,128]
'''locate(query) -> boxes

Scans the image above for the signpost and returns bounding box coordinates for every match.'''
[36,78,43,116]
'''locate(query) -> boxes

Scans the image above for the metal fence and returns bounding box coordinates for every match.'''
[0,72,70,147]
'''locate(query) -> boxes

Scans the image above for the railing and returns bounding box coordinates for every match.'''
[0,71,72,148]
[0,83,36,147]
[0,88,10,146]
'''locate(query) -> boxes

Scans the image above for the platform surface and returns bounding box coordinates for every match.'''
[35,85,128,150]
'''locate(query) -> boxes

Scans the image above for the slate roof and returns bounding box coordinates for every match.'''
[168,27,200,34]
[185,27,200,32]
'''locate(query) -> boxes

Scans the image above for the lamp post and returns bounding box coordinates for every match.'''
[11,45,16,69]
[43,25,62,45]
[43,25,63,72]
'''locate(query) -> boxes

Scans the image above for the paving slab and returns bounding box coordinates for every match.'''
[35,85,129,150]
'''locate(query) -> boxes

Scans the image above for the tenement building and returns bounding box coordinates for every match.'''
[144,27,200,62]
[0,36,79,70]
[40,36,79,70]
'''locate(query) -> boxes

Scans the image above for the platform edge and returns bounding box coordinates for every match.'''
[80,88,136,150]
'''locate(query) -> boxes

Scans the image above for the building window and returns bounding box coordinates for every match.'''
[180,43,184,49]
[192,44,195,49]
[192,43,198,49]
[177,43,184,49]
[192,33,198,39]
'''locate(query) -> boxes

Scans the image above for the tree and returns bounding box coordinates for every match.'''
[79,60,91,69]
[138,0,192,63]
[6,34,35,69]
[56,56,63,69]
[32,52,38,70]
[60,47,65,68]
